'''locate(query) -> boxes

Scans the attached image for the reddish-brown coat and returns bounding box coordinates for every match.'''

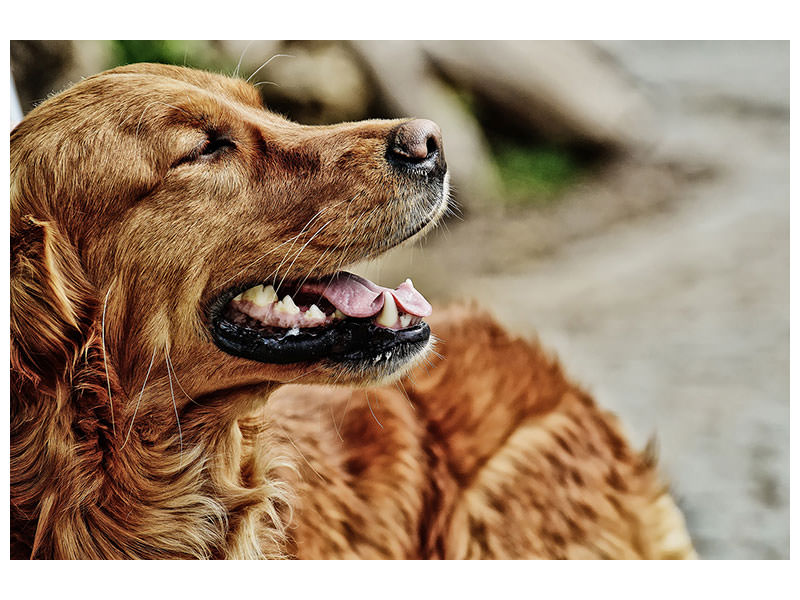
[10,64,695,559]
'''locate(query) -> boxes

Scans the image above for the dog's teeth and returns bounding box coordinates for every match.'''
[261,285,278,303]
[241,285,262,303]
[249,285,278,307]
[305,304,325,321]
[333,309,346,320]
[376,291,398,327]
[240,284,278,306]
[399,314,411,328]
[275,295,300,314]
[233,292,244,302]
[405,278,414,287]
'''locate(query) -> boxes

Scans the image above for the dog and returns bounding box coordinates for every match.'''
[10,63,696,559]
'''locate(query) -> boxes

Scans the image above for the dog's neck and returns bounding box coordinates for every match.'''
[12,356,294,559]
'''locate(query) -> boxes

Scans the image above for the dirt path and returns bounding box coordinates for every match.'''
[358,42,789,559]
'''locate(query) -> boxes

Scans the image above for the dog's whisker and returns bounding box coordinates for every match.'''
[306,200,363,302]
[421,355,437,374]
[101,283,116,436]
[233,41,255,79]
[164,347,183,467]
[269,199,350,288]
[394,380,415,410]
[295,246,335,291]
[121,346,158,450]
[316,204,382,302]
[365,391,383,430]
[294,193,359,290]
[218,203,337,293]
[274,217,335,292]
[337,393,353,434]
[274,363,326,384]
[427,348,444,361]
[216,232,309,292]
[273,420,324,481]
[245,53,294,84]
[135,101,159,138]
[164,348,200,406]
[330,401,344,442]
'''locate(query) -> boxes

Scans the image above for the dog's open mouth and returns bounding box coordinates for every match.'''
[211,272,432,364]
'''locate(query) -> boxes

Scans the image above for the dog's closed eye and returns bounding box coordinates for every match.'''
[174,133,236,167]
[199,135,235,157]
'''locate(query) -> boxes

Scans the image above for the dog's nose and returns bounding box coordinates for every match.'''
[387,119,445,174]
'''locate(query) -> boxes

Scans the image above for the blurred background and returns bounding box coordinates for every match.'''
[10,40,789,559]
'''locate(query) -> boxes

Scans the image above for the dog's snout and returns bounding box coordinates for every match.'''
[387,119,445,175]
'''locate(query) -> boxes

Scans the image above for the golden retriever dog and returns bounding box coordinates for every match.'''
[10,63,695,559]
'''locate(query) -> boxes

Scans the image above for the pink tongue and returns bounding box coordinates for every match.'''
[300,272,432,319]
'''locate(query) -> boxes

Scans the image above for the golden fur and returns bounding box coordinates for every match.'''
[10,63,695,559]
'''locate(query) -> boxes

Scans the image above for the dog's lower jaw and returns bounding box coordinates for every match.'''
[335,334,435,389]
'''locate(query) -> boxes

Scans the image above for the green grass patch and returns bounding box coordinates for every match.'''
[491,138,584,206]
[109,40,222,71]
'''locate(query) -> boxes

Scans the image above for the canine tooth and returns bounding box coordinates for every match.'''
[376,291,398,327]
[241,285,263,303]
[305,304,325,321]
[261,285,278,303]
[232,292,244,302]
[399,314,411,328]
[249,285,278,307]
[276,295,300,314]
[405,278,414,287]
[241,284,277,305]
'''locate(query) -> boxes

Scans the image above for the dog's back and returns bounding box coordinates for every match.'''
[270,306,696,559]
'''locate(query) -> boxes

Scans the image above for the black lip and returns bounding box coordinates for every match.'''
[212,317,431,364]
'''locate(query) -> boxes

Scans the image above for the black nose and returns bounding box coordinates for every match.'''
[387,119,445,175]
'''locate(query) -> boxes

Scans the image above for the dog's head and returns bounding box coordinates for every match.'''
[11,63,448,405]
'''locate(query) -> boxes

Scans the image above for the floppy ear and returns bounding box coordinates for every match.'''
[11,216,124,559]
[10,215,99,391]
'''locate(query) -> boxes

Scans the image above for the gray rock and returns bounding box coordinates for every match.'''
[421,40,653,150]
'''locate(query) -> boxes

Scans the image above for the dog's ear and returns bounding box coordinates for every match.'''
[11,215,98,390]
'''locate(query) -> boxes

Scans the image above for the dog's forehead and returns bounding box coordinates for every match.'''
[74,70,271,136]
[100,63,264,107]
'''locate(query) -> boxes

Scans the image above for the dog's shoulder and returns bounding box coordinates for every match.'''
[406,304,696,558]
